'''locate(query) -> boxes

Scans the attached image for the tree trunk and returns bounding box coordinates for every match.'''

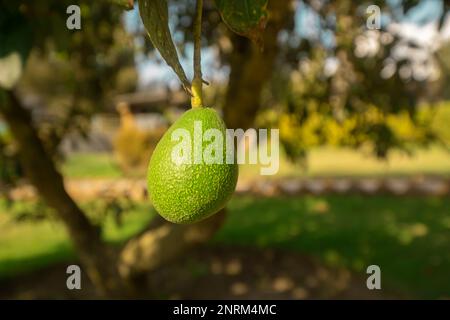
[223,0,294,130]
[0,90,127,298]
[119,208,226,281]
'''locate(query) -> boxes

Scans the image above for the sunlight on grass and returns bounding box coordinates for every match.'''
[0,196,449,298]
[213,195,450,299]
[61,153,122,179]
[0,199,154,278]
[239,146,450,180]
[62,146,450,180]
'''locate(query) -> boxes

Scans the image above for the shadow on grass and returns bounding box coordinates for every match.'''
[0,195,448,298]
[213,195,450,299]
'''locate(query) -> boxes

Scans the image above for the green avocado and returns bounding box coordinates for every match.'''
[147,107,239,224]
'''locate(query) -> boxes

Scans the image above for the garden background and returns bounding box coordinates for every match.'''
[0,0,449,299]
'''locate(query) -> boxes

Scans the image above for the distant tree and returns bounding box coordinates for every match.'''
[0,0,138,296]
[258,0,449,158]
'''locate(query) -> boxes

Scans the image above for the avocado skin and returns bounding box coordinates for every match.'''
[147,107,238,224]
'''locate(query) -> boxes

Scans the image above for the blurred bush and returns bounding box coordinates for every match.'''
[257,101,450,160]
[113,103,165,174]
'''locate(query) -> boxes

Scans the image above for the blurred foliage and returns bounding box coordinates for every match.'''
[155,0,450,159]
[261,103,445,160]
[0,128,21,185]
[84,196,137,228]
[254,1,450,159]
[0,0,137,183]
[113,104,165,173]
[436,41,450,100]
[3,199,54,224]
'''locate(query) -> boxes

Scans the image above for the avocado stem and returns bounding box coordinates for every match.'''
[191,78,203,108]
[191,0,203,108]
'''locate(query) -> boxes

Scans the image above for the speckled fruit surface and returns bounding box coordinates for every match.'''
[147,107,238,224]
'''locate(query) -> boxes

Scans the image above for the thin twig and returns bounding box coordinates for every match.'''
[191,0,203,108]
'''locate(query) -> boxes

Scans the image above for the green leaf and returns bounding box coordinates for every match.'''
[138,0,190,91]
[215,0,268,45]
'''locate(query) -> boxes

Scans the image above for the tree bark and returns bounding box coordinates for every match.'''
[223,0,294,130]
[119,208,226,280]
[0,90,127,298]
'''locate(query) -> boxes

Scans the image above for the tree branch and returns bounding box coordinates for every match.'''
[191,0,204,108]
[119,208,226,279]
[223,0,294,129]
[0,90,127,297]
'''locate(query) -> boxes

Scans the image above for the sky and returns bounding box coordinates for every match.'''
[126,0,450,89]
[124,7,225,89]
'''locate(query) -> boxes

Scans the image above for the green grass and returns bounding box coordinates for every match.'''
[239,145,450,180]
[1,196,449,298]
[0,200,154,278]
[62,145,450,180]
[61,153,123,179]
[214,195,450,299]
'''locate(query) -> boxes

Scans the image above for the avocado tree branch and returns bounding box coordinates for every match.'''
[118,208,226,280]
[223,0,294,129]
[0,90,129,297]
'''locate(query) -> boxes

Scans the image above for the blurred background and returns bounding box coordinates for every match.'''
[0,0,449,299]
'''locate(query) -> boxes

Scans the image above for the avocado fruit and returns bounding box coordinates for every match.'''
[147,107,238,224]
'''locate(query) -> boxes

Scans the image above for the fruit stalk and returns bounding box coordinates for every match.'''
[191,0,203,108]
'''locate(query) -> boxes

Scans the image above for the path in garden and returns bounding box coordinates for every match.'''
[5,176,450,202]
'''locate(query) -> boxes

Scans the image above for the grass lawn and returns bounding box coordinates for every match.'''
[0,200,154,278]
[1,195,449,299]
[62,146,450,180]
[215,195,450,299]
[61,153,123,179]
[239,145,450,180]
